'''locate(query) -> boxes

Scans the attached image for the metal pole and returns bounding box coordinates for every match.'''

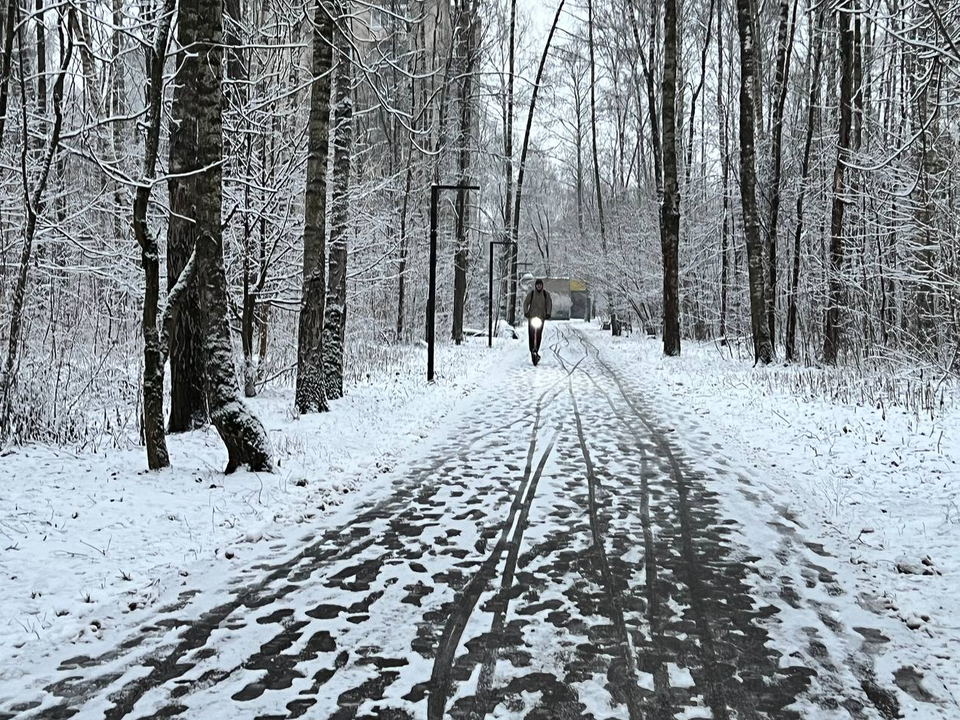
[427,185,438,382]
[488,241,494,348]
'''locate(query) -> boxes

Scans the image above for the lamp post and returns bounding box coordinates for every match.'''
[427,183,479,383]
[488,240,516,347]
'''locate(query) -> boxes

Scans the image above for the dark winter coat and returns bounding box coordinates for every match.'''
[523,286,553,320]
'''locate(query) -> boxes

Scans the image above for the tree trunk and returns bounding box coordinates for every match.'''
[786,7,825,361]
[167,0,208,431]
[192,0,272,472]
[295,0,334,414]
[587,0,606,252]
[735,0,774,364]
[717,0,729,343]
[34,0,46,119]
[322,16,353,401]
[132,0,176,469]
[661,0,682,356]
[0,0,17,145]
[451,0,476,345]
[395,16,419,342]
[241,134,258,398]
[765,0,798,347]
[823,0,855,364]
[504,0,518,326]
[111,0,125,242]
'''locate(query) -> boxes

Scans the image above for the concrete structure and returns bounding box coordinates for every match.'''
[520,275,591,321]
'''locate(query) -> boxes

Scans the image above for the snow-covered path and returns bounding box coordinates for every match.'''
[0,324,941,719]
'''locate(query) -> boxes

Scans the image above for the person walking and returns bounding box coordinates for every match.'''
[523,278,553,365]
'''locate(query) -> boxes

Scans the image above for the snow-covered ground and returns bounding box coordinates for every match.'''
[0,336,523,687]
[594,328,960,713]
[2,323,958,717]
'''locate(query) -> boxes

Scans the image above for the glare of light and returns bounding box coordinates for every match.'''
[530,317,543,330]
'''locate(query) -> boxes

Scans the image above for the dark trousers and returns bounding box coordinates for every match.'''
[528,321,544,353]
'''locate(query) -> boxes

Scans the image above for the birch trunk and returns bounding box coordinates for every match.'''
[322,16,353,400]
[192,0,272,472]
[296,0,334,414]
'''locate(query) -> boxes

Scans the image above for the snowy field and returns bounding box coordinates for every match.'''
[593,328,960,711]
[0,336,524,689]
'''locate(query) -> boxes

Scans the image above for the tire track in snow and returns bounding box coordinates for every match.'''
[571,345,675,715]
[569,380,645,720]
[427,338,584,720]
[468,433,557,717]
[576,329,749,719]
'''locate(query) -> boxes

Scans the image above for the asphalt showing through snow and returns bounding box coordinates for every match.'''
[1,325,904,719]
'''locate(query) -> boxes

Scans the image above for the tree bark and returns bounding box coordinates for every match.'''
[322,13,353,400]
[192,0,272,472]
[34,0,46,119]
[296,0,334,414]
[735,0,774,363]
[451,0,476,344]
[823,0,855,364]
[167,0,208,431]
[661,0,682,356]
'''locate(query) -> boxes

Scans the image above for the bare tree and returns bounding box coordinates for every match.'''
[661,0,681,355]
[192,0,272,472]
[735,0,774,363]
[322,11,354,400]
[785,5,825,362]
[296,0,334,414]
[823,0,856,364]
[764,0,798,345]
[167,0,208,432]
[1,5,75,436]
[452,0,478,344]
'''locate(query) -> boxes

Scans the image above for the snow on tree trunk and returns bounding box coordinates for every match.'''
[167,0,208,432]
[734,0,774,364]
[296,0,334,415]
[322,17,353,402]
[191,0,272,473]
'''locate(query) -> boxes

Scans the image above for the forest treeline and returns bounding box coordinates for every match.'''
[0,0,956,469]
